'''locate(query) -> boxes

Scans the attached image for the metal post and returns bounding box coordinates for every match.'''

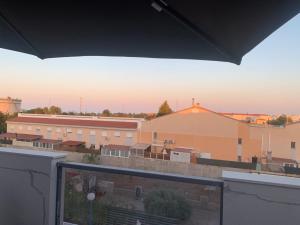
[55,165,63,225]
[220,183,224,225]
[88,200,93,225]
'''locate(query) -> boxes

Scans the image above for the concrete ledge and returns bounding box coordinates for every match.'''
[223,170,300,189]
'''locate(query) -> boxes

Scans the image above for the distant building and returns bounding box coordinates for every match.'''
[140,104,262,162]
[221,112,272,124]
[0,97,22,115]
[5,113,144,149]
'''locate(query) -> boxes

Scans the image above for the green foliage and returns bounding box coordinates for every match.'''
[24,105,62,114]
[157,101,173,117]
[268,114,293,126]
[102,109,112,117]
[144,189,191,221]
[64,182,108,224]
[0,112,17,133]
[82,152,100,164]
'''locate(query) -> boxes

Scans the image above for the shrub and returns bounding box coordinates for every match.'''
[144,189,191,220]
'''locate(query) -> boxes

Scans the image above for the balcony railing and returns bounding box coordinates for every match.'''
[56,162,224,225]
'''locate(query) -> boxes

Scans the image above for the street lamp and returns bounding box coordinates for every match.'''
[87,192,96,225]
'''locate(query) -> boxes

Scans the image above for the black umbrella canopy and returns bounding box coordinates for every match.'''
[0,1,299,64]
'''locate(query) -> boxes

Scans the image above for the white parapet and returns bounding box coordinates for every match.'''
[0,147,66,225]
[222,171,300,225]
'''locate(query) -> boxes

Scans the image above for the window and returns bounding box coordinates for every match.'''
[153,132,158,140]
[110,150,116,156]
[114,131,121,137]
[27,126,32,131]
[238,138,242,145]
[56,128,61,133]
[47,131,52,139]
[77,129,82,134]
[291,141,296,149]
[126,132,133,138]
[102,131,108,137]
[90,130,96,135]
[36,128,41,135]
[89,135,96,145]
[237,155,242,162]
[66,128,72,133]
[77,134,83,141]
[120,151,126,157]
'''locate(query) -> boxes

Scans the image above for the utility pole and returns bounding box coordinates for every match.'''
[80,97,82,114]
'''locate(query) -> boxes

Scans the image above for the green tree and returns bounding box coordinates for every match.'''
[157,101,173,117]
[0,112,7,133]
[144,189,191,221]
[268,114,293,126]
[0,112,17,133]
[49,105,62,114]
[102,109,112,117]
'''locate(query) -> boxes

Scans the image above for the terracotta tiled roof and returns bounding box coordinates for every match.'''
[8,117,138,129]
[103,144,130,151]
[61,141,85,146]
[36,139,62,144]
[0,132,42,141]
[0,132,17,139]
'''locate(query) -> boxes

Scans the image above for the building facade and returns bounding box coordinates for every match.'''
[140,105,262,162]
[250,123,300,163]
[6,113,143,149]
[0,97,22,115]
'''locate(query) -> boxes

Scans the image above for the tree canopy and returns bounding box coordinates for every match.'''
[268,114,293,126]
[25,105,62,114]
[0,112,17,133]
[101,109,112,117]
[157,101,173,117]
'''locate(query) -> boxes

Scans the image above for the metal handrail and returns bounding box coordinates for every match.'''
[56,161,224,225]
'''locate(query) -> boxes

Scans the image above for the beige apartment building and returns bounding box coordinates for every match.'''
[140,104,262,162]
[0,97,22,115]
[6,113,143,149]
[250,123,300,163]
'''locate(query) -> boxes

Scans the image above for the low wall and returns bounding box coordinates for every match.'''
[97,155,245,178]
[223,171,300,225]
[0,147,66,225]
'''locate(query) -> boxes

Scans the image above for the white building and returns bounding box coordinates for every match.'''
[0,97,22,114]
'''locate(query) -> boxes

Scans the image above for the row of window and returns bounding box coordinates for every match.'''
[33,142,53,149]
[10,125,133,138]
[101,149,130,158]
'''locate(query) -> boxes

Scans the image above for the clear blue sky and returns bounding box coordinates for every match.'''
[0,14,299,114]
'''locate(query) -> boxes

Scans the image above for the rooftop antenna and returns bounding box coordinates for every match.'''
[80,97,83,114]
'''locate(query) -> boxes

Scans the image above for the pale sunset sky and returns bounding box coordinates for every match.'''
[0,14,299,114]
